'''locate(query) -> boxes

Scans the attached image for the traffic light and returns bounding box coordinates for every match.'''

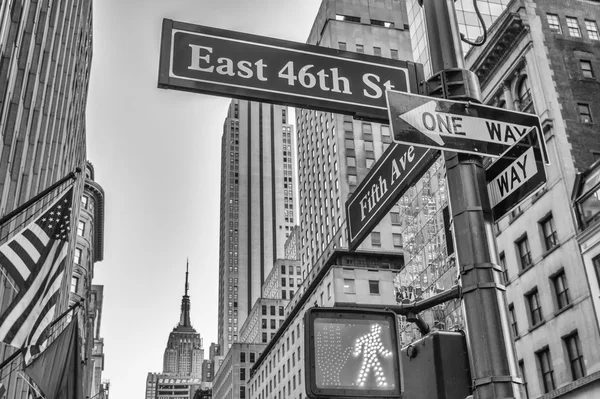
[304,307,402,399]
[401,331,472,399]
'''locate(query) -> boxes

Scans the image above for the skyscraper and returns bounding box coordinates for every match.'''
[163,262,204,377]
[0,0,94,397]
[297,0,413,276]
[217,100,296,351]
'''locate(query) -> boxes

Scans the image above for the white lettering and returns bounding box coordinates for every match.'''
[188,44,214,72]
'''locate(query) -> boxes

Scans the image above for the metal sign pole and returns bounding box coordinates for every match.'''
[419,0,522,397]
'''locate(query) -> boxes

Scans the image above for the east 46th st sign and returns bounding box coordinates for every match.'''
[387,90,549,162]
[159,19,422,122]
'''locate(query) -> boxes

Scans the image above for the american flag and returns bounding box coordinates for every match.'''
[0,187,73,350]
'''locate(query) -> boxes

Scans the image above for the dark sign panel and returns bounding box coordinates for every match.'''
[158,19,423,121]
[304,307,401,399]
[386,90,549,162]
[346,143,439,250]
[486,127,547,221]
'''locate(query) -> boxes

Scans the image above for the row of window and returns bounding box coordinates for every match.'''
[342,278,380,295]
[502,213,557,279]
[335,15,395,29]
[261,305,285,317]
[519,331,585,396]
[508,269,570,337]
[547,14,599,40]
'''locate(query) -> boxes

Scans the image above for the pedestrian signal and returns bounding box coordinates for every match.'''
[304,307,401,399]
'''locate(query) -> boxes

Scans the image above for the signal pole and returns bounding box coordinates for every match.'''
[419,0,522,397]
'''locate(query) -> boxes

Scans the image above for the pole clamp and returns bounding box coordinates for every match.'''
[460,261,502,274]
[462,282,505,294]
[473,375,523,388]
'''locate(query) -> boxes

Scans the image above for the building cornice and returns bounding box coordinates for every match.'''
[467,12,529,88]
[84,179,105,262]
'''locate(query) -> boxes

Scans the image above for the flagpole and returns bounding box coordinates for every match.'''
[0,167,81,227]
[17,371,44,398]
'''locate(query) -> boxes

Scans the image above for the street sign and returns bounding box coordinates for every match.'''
[304,307,402,399]
[486,126,547,221]
[386,90,549,162]
[346,143,438,251]
[158,19,423,122]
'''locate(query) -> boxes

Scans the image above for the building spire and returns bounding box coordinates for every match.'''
[179,259,191,327]
[185,258,189,296]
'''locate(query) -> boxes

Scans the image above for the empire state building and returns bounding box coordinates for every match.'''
[163,262,204,377]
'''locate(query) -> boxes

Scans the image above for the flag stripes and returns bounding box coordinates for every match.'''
[0,187,73,351]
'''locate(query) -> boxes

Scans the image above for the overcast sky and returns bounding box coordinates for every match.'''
[87,0,322,396]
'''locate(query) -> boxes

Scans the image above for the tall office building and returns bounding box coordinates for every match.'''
[297,0,413,280]
[0,0,94,397]
[217,99,296,351]
[163,263,204,377]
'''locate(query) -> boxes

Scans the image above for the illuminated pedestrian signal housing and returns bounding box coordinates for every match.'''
[304,307,402,399]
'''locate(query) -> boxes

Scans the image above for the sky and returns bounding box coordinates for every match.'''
[86,0,323,396]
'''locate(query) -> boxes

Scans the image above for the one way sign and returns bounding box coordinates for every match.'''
[386,90,549,163]
[486,126,547,220]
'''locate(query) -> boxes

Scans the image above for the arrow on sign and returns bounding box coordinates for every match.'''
[399,100,534,148]
[387,90,549,162]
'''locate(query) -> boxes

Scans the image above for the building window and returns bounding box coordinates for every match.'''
[250,352,255,362]
[271,306,276,315]
[362,123,372,135]
[327,283,331,299]
[366,158,374,169]
[390,49,398,59]
[240,352,246,362]
[581,60,594,78]
[373,46,381,56]
[508,304,518,338]
[585,20,600,40]
[347,157,356,167]
[271,319,276,329]
[536,348,555,393]
[355,44,364,54]
[517,77,534,113]
[552,271,570,310]
[348,175,357,185]
[262,333,267,343]
[81,196,89,209]
[578,103,592,123]
[281,265,286,274]
[499,252,508,285]
[262,305,267,315]
[516,236,532,270]
[240,387,246,399]
[371,232,381,246]
[519,360,529,399]
[70,276,79,293]
[77,221,85,236]
[240,368,246,381]
[368,280,380,294]
[279,306,284,316]
[338,42,346,50]
[540,215,558,251]
[392,233,402,248]
[566,16,582,37]
[547,13,562,33]
[564,332,585,380]
[382,125,391,136]
[526,289,543,326]
[343,279,355,294]
[74,248,82,265]
[390,212,401,224]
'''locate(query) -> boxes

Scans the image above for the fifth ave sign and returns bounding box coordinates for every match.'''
[158,19,422,121]
[386,90,549,162]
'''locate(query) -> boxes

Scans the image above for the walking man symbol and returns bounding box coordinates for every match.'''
[352,324,392,387]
